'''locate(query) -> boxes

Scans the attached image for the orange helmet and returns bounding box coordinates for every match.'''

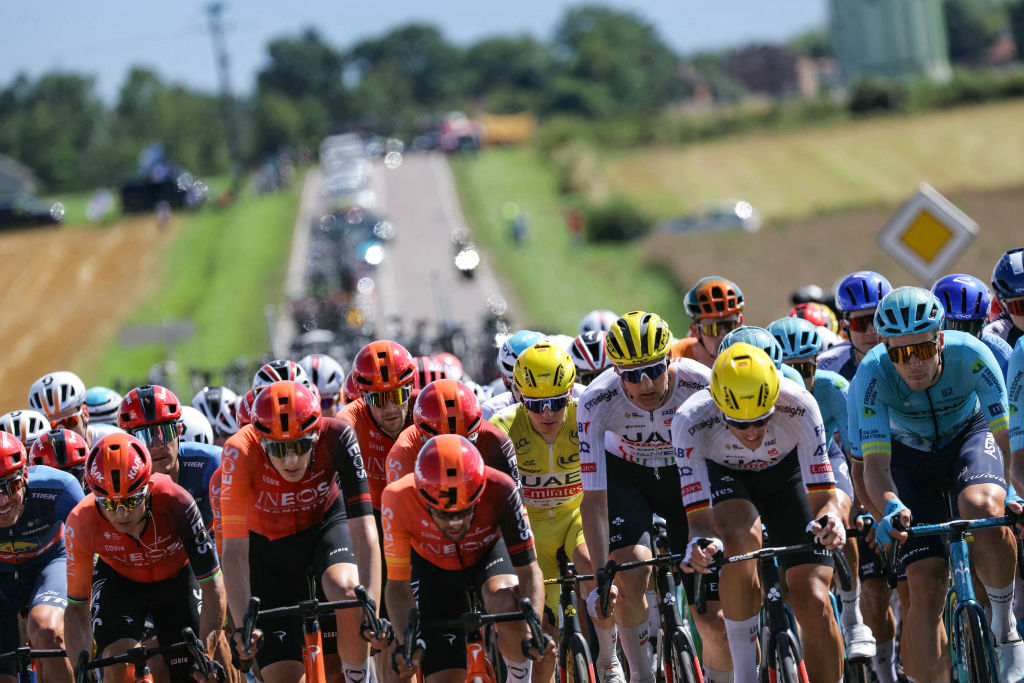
[684,277,744,320]
[342,372,361,404]
[352,341,416,392]
[0,431,27,478]
[414,379,482,438]
[414,434,486,511]
[789,302,829,328]
[432,352,464,380]
[31,429,89,470]
[412,356,449,391]
[86,433,152,498]
[251,381,321,441]
[236,388,260,428]
[118,385,182,430]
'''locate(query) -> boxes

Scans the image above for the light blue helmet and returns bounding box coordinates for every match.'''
[498,330,546,380]
[767,317,822,360]
[85,386,122,425]
[874,287,944,337]
[720,326,784,368]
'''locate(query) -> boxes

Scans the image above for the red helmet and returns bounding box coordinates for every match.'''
[414,379,482,438]
[31,429,89,470]
[251,381,321,441]
[789,302,828,328]
[352,341,415,392]
[86,433,152,497]
[119,385,182,430]
[432,352,464,380]
[684,277,744,320]
[236,388,260,428]
[415,434,486,512]
[342,372,361,404]
[0,431,28,478]
[412,356,448,391]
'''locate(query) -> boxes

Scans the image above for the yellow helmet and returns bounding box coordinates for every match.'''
[513,343,576,399]
[710,343,780,421]
[605,311,672,368]
[821,304,839,334]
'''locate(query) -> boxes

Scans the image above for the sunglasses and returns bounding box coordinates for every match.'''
[724,411,773,431]
[787,360,817,380]
[95,486,148,513]
[698,320,740,337]
[619,360,669,384]
[363,386,412,408]
[944,319,984,337]
[130,422,179,447]
[845,314,876,334]
[50,409,84,430]
[1001,296,1024,316]
[260,436,316,459]
[886,338,940,364]
[522,395,571,414]
[430,505,476,522]
[0,475,25,497]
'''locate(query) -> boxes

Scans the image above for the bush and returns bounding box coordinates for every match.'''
[849,77,905,115]
[583,195,652,242]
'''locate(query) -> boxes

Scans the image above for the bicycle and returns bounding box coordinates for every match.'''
[543,551,597,683]
[234,584,384,683]
[0,646,69,682]
[694,523,852,683]
[402,597,549,683]
[882,510,1007,682]
[74,626,224,683]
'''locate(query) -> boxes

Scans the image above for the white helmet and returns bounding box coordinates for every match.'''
[89,422,126,443]
[215,397,240,438]
[546,334,576,353]
[28,371,87,420]
[179,405,214,445]
[298,354,345,397]
[85,386,122,425]
[191,386,238,425]
[579,310,618,335]
[0,410,51,447]
[252,360,310,391]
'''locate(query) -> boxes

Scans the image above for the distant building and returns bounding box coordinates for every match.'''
[830,0,951,85]
[724,44,801,97]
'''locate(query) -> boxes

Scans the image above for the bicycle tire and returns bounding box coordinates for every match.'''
[565,642,596,683]
[667,628,702,683]
[959,603,997,683]
[772,634,807,683]
[843,656,869,683]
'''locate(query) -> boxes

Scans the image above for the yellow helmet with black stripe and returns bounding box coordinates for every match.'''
[605,311,672,368]
[513,343,576,399]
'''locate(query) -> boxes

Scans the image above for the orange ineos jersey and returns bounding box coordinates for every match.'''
[209,465,223,556]
[219,418,372,541]
[670,337,698,361]
[381,468,535,581]
[336,394,417,509]
[385,421,520,488]
[65,473,219,603]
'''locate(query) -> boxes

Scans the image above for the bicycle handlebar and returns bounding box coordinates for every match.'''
[596,551,683,615]
[405,598,550,661]
[231,596,260,672]
[76,627,223,682]
[0,647,67,674]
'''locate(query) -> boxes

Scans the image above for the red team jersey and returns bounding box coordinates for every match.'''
[336,395,417,509]
[385,421,520,487]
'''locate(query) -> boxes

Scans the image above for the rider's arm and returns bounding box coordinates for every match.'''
[348,513,381,606]
[64,602,92,667]
[385,578,416,647]
[218,437,253,621]
[177,495,226,644]
[1009,342,1024,491]
[332,421,380,603]
[581,489,609,571]
[513,561,546,621]
[63,502,95,665]
[222,537,251,625]
[851,361,899,510]
[577,388,609,569]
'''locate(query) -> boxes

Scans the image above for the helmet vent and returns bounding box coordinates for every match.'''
[279,414,290,432]
[446,417,457,433]
[111,469,121,493]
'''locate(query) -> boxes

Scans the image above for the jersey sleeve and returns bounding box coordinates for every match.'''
[55,470,85,519]
[386,435,417,485]
[64,501,96,604]
[218,437,252,540]
[199,448,222,530]
[491,427,521,487]
[380,484,412,581]
[499,480,536,566]
[853,359,893,463]
[329,421,374,518]
[822,373,851,452]
[577,386,609,491]
[791,390,835,495]
[1008,339,1024,453]
[671,403,713,515]
[174,490,221,583]
[968,339,1009,436]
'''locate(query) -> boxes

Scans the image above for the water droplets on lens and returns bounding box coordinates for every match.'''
[176,173,195,191]
[487,295,508,316]
[384,151,403,169]
[345,207,366,224]
[302,318,319,331]
[357,277,375,294]
[190,181,209,201]
[373,221,394,239]
[50,202,66,221]
[319,214,338,231]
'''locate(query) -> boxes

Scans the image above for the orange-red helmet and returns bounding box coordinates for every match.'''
[412,356,448,391]
[684,277,744,320]
[342,372,361,404]
[414,434,486,512]
[118,385,182,430]
[352,341,415,392]
[236,388,260,428]
[86,433,152,498]
[789,302,828,328]
[251,381,321,441]
[414,379,482,438]
[31,429,89,470]
[0,431,27,478]
[432,352,464,380]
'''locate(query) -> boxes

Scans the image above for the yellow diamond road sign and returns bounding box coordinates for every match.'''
[878,183,978,284]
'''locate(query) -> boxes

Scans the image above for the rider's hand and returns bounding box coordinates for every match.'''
[586,584,617,621]
[807,513,846,550]
[855,512,877,544]
[1005,489,1024,537]
[231,627,262,662]
[523,634,557,662]
[361,618,394,653]
[682,536,722,574]
[392,641,423,679]
[874,498,911,550]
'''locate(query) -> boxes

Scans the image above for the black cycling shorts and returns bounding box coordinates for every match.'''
[410,540,513,677]
[92,560,201,683]
[706,449,833,571]
[605,454,716,604]
[248,497,357,668]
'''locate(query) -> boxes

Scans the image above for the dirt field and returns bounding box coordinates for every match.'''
[643,184,1024,325]
[0,216,178,413]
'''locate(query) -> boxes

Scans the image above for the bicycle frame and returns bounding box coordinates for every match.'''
[75,627,220,683]
[544,554,596,683]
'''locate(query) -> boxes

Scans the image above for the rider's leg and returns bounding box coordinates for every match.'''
[785,563,844,683]
[901,557,950,682]
[712,498,761,683]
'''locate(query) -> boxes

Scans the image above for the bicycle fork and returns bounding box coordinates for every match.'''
[758,559,808,683]
[302,617,327,682]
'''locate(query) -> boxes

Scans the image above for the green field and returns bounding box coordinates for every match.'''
[85,177,301,393]
[599,99,1024,222]
[451,149,690,335]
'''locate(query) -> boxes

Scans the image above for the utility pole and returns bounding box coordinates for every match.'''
[206,2,243,195]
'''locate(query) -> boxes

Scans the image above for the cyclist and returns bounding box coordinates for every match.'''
[491,343,621,683]
[1011,338,1023,490]
[676,343,846,683]
[300,353,347,417]
[720,325,804,385]
[852,287,1024,681]
[63,433,224,683]
[221,380,380,683]
[191,386,238,446]
[789,301,843,350]
[820,271,892,376]
[28,371,94,446]
[385,378,519,486]
[0,409,50,449]
[0,432,82,683]
[180,405,215,445]
[580,309,618,335]
[569,329,612,386]
[672,276,744,368]
[85,385,122,425]
[383,434,554,683]
[119,385,221,529]
[29,428,89,487]
[989,248,1024,348]
[933,273,1012,377]
[251,359,311,390]
[342,371,361,405]
[482,330,546,420]
[578,311,732,683]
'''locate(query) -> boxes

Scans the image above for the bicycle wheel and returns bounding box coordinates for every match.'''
[958,603,997,683]
[565,633,597,683]
[771,633,807,683]
[666,628,701,683]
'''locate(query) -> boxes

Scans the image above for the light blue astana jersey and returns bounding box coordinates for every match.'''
[1008,337,1024,454]
[812,369,850,452]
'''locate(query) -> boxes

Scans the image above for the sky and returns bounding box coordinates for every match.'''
[1,1,829,103]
